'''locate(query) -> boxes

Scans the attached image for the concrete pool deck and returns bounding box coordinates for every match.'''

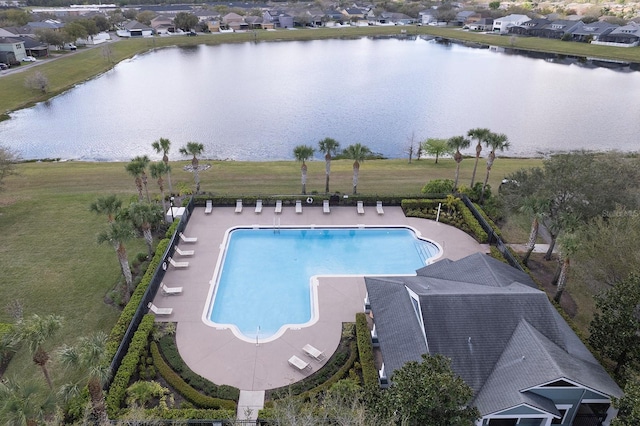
[152,203,487,394]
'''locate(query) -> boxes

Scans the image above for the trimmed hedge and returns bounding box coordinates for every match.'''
[150,342,237,411]
[143,408,236,420]
[297,340,358,401]
[106,314,155,418]
[473,202,502,238]
[157,335,240,401]
[455,200,488,243]
[105,238,170,361]
[191,194,429,209]
[355,313,377,387]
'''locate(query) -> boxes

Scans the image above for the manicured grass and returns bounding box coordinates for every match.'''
[2,26,639,118]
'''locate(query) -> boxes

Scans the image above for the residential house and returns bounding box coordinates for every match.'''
[0,36,27,63]
[263,10,293,29]
[380,12,414,25]
[468,18,493,32]
[594,22,640,47]
[223,13,248,31]
[365,253,622,426]
[16,36,49,57]
[150,15,175,34]
[493,14,531,34]
[538,19,583,39]
[244,16,264,29]
[508,18,551,37]
[116,21,153,38]
[570,21,617,42]
[419,9,438,25]
[454,10,478,26]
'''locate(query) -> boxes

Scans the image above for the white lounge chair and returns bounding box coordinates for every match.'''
[295,200,302,214]
[288,355,311,371]
[357,200,365,215]
[205,200,213,215]
[235,199,243,213]
[175,246,194,256]
[168,257,189,268]
[275,200,282,214]
[179,232,197,243]
[255,199,263,214]
[148,302,172,315]
[302,344,325,361]
[323,200,330,214]
[376,201,384,215]
[161,283,183,296]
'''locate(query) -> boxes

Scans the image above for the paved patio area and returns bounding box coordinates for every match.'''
[152,202,486,393]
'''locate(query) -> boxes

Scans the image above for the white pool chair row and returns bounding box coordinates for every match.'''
[302,344,325,361]
[179,232,197,243]
[357,200,365,215]
[288,344,325,372]
[235,199,243,213]
[376,201,384,215]
[168,257,188,268]
[275,200,282,214]
[295,199,302,214]
[160,282,183,296]
[288,355,311,372]
[323,199,330,214]
[148,302,172,315]
[174,246,194,256]
[205,199,213,214]
[255,199,263,213]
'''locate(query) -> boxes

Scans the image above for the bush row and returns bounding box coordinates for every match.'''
[106,314,155,418]
[143,407,236,420]
[355,313,378,387]
[158,335,240,401]
[473,202,502,238]
[105,238,170,362]
[454,199,488,243]
[150,341,237,411]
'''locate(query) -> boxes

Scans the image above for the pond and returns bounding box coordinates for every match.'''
[2,37,640,161]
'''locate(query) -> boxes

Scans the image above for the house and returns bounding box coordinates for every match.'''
[493,14,531,34]
[150,15,176,34]
[454,10,478,26]
[468,18,493,32]
[419,9,438,25]
[116,21,153,38]
[538,19,583,39]
[222,13,248,31]
[365,253,622,426]
[570,21,617,42]
[594,22,640,47]
[16,36,49,57]
[0,36,27,62]
[508,18,551,37]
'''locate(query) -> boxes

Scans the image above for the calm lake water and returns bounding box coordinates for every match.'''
[2,37,640,161]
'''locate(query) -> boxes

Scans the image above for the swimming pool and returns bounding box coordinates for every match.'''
[203,226,441,342]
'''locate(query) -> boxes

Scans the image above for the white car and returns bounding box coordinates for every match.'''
[22,56,36,62]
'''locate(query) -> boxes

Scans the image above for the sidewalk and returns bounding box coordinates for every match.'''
[507,243,554,254]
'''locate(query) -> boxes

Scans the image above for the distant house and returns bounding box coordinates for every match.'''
[570,21,617,42]
[150,15,175,34]
[365,253,622,426]
[508,18,551,36]
[0,36,27,62]
[263,10,293,28]
[468,18,493,32]
[594,22,640,47]
[493,14,531,34]
[538,19,583,39]
[223,12,247,31]
[116,21,153,38]
[16,36,49,57]
[454,10,477,26]
[419,9,437,25]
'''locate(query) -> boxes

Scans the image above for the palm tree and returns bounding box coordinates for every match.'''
[293,145,315,195]
[11,314,63,389]
[127,202,164,259]
[467,128,491,187]
[58,332,110,424]
[89,194,122,223]
[151,137,173,195]
[149,162,171,212]
[343,143,372,195]
[519,197,549,266]
[553,232,579,303]
[318,137,340,193]
[480,132,510,202]
[125,157,149,202]
[97,218,137,301]
[179,142,205,193]
[0,377,56,426]
[447,135,470,190]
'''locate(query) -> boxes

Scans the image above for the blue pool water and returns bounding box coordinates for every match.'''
[206,227,440,340]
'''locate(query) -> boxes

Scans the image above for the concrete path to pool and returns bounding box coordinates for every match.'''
[152,203,487,397]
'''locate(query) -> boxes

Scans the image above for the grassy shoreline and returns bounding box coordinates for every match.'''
[2,26,639,119]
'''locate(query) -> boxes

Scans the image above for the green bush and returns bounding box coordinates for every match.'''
[473,202,501,238]
[355,313,377,387]
[151,342,236,411]
[144,407,236,420]
[455,200,488,243]
[106,314,156,418]
[421,179,454,195]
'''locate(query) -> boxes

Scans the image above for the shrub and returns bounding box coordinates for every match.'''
[355,313,377,387]
[151,342,236,411]
[473,202,502,238]
[455,200,488,243]
[106,314,156,418]
[421,179,454,195]
[144,407,236,420]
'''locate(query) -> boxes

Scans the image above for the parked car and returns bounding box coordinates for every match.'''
[186,31,197,36]
[0,63,8,70]
[63,43,77,50]
[22,56,36,62]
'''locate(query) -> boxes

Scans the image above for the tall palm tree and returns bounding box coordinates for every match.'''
[446,135,470,190]
[89,194,122,223]
[97,218,137,301]
[149,162,171,212]
[293,145,315,195]
[343,143,372,195]
[0,377,56,426]
[125,157,147,202]
[127,202,164,259]
[151,137,173,195]
[11,314,63,389]
[318,137,340,193]
[519,197,549,266]
[58,331,110,424]
[179,142,205,193]
[467,127,491,187]
[135,155,151,202]
[480,132,510,202]
[553,232,579,303]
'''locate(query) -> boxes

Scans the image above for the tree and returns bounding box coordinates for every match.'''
[405,132,418,164]
[447,135,470,190]
[552,231,579,303]
[422,138,452,164]
[24,71,49,93]
[612,378,640,426]
[174,12,199,32]
[589,273,640,379]
[343,143,372,195]
[125,157,147,202]
[63,21,88,43]
[489,1,501,10]
[136,10,156,26]
[0,377,56,426]
[127,202,164,259]
[179,142,205,193]
[11,314,63,389]
[317,137,339,193]
[382,353,479,425]
[58,332,111,424]
[97,218,137,301]
[151,137,173,194]
[0,145,19,190]
[35,29,64,49]
[89,194,122,223]
[467,128,491,187]
[93,15,110,32]
[149,162,171,212]
[75,18,99,38]
[293,145,315,195]
[518,196,549,266]
[480,132,509,202]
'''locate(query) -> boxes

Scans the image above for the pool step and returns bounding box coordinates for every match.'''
[415,242,433,265]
